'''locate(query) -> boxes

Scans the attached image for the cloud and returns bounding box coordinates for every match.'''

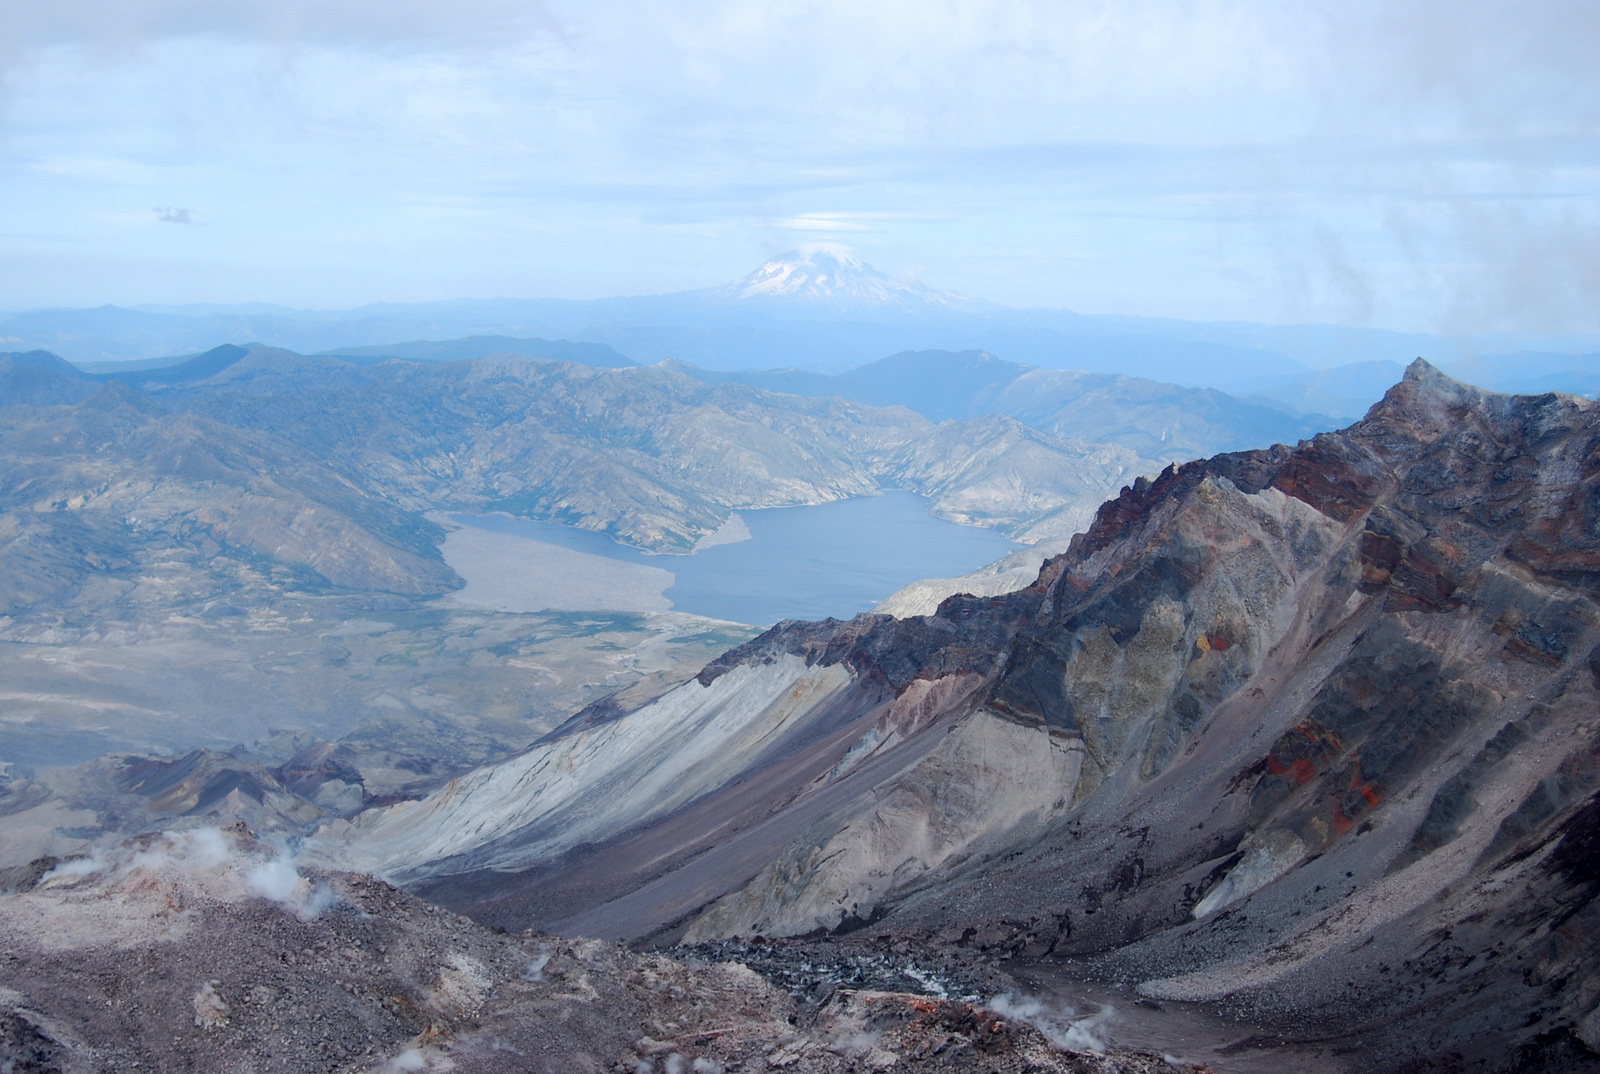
[0,0,564,60]
[0,1,1595,329]
[155,206,191,223]
[777,214,872,233]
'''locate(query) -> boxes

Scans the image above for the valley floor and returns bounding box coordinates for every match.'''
[0,596,756,871]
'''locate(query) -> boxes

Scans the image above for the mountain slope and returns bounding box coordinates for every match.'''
[0,351,100,407]
[990,362,1333,459]
[0,381,458,613]
[164,350,916,550]
[884,414,1148,543]
[1,345,1164,621]
[831,349,1029,421]
[674,349,1336,462]
[153,348,1162,551]
[323,362,1600,1070]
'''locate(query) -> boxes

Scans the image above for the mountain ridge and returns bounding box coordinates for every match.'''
[669,348,1339,462]
[14,249,1587,390]
[318,361,1600,1071]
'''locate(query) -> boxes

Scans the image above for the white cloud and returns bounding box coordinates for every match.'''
[0,0,564,59]
[777,214,873,232]
[0,1,1595,329]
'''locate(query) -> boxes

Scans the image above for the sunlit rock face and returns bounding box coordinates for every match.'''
[332,361,1600,1070]
[683,709,1085,941]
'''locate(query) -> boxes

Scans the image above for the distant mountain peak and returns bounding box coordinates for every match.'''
[716,246,983,314]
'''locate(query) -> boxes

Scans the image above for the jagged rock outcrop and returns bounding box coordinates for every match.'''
[331,361,1600,1071]
[873,538,1075,619]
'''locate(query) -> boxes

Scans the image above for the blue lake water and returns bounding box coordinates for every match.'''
[451,491,1020,624]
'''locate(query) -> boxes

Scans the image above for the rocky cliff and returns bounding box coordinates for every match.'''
[330,361,1600,1070]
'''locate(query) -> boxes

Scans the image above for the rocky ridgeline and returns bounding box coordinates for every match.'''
[696,362,1600,1069]
[331,362,1600,1071]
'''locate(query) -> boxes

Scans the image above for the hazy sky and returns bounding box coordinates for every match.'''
[2,1,1596,332]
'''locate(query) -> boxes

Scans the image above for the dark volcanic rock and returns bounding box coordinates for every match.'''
[697,603,1025,692]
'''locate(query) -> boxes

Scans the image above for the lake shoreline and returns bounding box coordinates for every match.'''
[442,492,1021,624]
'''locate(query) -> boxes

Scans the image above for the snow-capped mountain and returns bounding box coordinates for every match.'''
[712,244,984,315]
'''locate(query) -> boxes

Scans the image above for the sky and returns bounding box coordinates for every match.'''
[2,0,1597,334]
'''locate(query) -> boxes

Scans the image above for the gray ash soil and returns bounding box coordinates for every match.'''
[0,829,1205,1074]
[684,936,1349,1074]
[1005,964,1346,1074]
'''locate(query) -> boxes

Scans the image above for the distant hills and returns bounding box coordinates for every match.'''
[0,362,457,615]
[317,335,635,368]
[0,345,1161,615]
[9,247,1596,391]
[0,340,1350,644]
[670,348,1332,461]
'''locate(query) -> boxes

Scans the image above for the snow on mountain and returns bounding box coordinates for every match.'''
[713,245,984,314]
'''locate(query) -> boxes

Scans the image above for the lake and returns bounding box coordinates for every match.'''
[447,491,1020,625]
